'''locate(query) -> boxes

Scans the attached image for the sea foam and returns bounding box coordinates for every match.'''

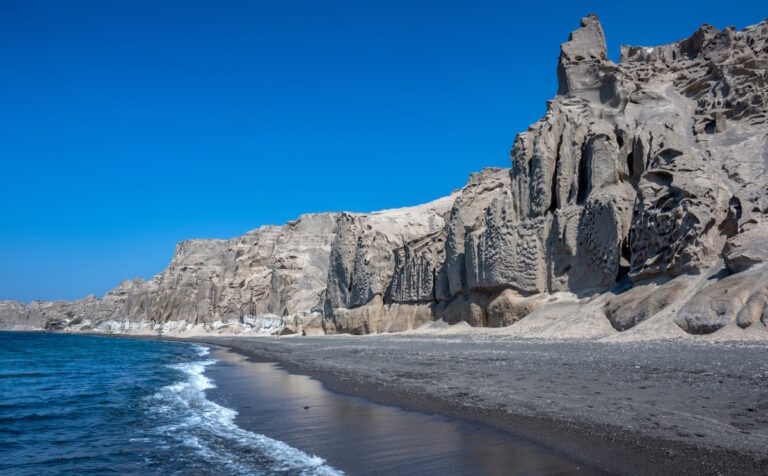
[147,353,343,476]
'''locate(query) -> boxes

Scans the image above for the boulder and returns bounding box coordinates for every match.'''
[675,265,768,334]
[485,289,543,327]
[605,278,688,331]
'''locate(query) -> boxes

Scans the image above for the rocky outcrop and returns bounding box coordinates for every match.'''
[3,15,768,338]
[323,195,456,334]
[324,15,768,336]
[1,213,340,335]
[0,300,44,330]
[485,289,544,327]
[604,278,688,331]
[674,265,768,333]
[722,224,768,273]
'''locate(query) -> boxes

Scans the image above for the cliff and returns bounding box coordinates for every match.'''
[3,15,768,339]
[1,213,340,335]
[323,15,768,338]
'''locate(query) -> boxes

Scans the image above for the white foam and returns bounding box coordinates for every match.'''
[147,356,342,475]
[192,344,210,357]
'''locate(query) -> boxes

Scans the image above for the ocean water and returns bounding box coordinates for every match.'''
[0,332,340,475]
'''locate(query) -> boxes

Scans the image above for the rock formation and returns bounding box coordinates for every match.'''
[322,15,768,337]
[3,15,768,338]
[323,194,457,334]
[1,213,339,335]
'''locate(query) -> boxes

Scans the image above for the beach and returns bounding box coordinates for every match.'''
[203,345,596,475]
[192,334,768,475]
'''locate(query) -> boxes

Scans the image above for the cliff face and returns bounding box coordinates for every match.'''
[3,15,768,338]
[1,213,340,335]
[322,15,768,337]
[323,194,458,334]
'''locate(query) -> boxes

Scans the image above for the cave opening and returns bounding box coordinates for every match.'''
[549,165,558,214]
[550,132,564,213]
[616,237,632,283]
[576,142,590,204]
[626,151,635,177]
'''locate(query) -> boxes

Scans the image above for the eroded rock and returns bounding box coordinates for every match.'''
[3,15,768,338]
[486,289,543,327]
[675,265,768,334]
[605,278,688,331]
[723,225,768,273]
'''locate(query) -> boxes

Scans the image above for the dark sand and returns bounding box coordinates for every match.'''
[192,335,767,475]
[205,346,597,475]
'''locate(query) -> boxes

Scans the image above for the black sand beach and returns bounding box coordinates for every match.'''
[204,346,596,475]
[193,335,768,475]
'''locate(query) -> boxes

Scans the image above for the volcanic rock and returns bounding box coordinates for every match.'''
[3,15,768,338]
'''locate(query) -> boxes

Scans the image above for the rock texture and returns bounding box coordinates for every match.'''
[323,195,457,334]
[3,15,768,338]
[322,15,768,336]
[1,214,339,335]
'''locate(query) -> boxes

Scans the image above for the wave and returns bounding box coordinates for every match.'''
[192,344,210,357]
[145,353,343,475]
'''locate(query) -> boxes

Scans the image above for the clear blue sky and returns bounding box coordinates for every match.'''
[1,1,764,302]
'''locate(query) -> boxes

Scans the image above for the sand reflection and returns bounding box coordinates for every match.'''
[206,347,593,475]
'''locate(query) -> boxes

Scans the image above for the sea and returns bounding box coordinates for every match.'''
[0,332,341,476]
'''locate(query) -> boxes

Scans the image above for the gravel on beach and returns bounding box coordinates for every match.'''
[193,334,768,475]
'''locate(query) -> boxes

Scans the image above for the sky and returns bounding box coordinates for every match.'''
[1,1,764,302]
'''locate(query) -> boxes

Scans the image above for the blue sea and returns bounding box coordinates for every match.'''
[0,332,341,475]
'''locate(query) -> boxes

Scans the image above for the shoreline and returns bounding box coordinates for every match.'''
[202,344,596,475]
[188,335,767,475]
[6,330,767,474]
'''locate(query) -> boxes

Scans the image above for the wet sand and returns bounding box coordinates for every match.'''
[205,346,596,475]
[192,335,767,475]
